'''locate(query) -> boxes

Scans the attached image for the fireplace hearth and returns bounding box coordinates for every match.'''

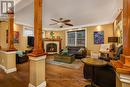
[46,43,57,52]
[43,38,62,54]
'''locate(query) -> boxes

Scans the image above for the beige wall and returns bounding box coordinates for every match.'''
[0,22,66,51]
[14,24,28,50]
[86,24,114,52]
[0,22,113,51]
[45,31,66,49]
[0,22,28,50]
[0,22,8,49]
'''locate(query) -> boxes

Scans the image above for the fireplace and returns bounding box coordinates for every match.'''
[44,38,62,54]
[46,43,57,52]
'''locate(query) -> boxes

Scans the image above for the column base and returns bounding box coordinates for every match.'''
[0,65,16,73]
[0,51,17,73]
[28,81,46,87]
[29,55,46,87]
[28,52,47,57]
[116,72,130,87]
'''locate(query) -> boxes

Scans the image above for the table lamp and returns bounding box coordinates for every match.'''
[108,37,118,52]
[108,37,118,43]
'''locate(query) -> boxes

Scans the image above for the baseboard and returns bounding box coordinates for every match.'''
[5,68,17,73]
[28,81,46,87]
[0,65,6,71]
[0,64,17,73]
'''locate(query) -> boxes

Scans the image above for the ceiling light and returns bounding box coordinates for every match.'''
[57,23,64,27]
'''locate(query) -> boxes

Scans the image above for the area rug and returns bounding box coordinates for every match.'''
[46,59,82,69]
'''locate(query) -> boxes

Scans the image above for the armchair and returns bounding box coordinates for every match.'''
[99,45,123,61]
[16,51,28,64]
[99,44,112,61]
[73,48,87,59]
[99,44,111,52]
[83,45,123,87]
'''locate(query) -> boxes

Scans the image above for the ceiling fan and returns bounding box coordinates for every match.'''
[50,18,73,28]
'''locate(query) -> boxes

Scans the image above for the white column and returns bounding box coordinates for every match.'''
[116,72,130,87]
[0,51,16,73]
[28,55,46,87]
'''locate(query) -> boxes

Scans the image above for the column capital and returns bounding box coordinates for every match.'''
[8,13,14,18]
[29,55,46,61]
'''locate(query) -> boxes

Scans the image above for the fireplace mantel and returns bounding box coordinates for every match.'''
[43,38,62,54]
[44,38,62,41]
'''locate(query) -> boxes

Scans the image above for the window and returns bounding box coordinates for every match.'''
[67,30,85,46]
[77,30,85,46]
[23,26,45,38]
[67,31,75,46]
[23,26,34,36]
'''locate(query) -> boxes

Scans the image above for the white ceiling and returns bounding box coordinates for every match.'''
[14,0,123,29]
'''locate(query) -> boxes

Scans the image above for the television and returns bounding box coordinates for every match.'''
[27,36,34,47]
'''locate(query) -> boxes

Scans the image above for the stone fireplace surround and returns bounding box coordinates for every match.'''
[43,38,62,54]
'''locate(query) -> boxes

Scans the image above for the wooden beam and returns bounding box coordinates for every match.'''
[123,0,130,56]
[122,0,130,65]
[29,0,46,56]
[7,13,16,51]
[111,0,130,74]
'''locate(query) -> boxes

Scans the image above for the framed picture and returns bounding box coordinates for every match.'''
[14,31,19,43]
[6,30,19,43]
[94,31,104,44]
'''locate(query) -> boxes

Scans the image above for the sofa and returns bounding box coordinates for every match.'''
[67,46,87,59]
[83,45,123,87]
[16,51,29,64]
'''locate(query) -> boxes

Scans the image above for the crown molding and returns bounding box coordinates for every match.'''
[15,19,114,31]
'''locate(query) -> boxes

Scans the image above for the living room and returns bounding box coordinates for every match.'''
[0,0,130,87]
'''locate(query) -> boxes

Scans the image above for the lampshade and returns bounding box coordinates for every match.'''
[108,37,118,43]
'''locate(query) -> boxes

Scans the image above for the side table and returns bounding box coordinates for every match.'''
[81,58,108,87]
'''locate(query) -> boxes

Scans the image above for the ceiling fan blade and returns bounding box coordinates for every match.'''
[65,23,73,26]
[49,23,57,25]
[51,19,59,23]
[62,20,71,22]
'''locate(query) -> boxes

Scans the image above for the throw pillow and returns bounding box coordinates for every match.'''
[78,48,85,54]
[16,51,24,57]
[61,48,68,55]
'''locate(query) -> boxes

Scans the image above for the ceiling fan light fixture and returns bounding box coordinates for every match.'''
[50,18,73,28]
[57,23,64,27]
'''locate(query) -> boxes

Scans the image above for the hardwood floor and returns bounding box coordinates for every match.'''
[0,62,29,87]
[46,61,88,87]
[0,55,89,87]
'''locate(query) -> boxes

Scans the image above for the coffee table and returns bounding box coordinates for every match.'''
[81,58,108,87]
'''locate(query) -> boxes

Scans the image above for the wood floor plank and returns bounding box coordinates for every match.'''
[0,55,89,87]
